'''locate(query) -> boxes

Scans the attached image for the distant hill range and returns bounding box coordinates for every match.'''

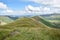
[41,13,60,20]
[0,13,60,27]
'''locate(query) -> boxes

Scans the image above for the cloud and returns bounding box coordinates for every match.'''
[0,2,27,15]
[23,0,60,14]
[26,5,40,12]
[0,2,8,9]
[0,2,14,15]
[6,9,13,13]
[0,0,60,15]
[24,0,60,7]
[25,5,52,15]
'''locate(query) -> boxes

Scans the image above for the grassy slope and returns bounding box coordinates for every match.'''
[0,16,13,23]
[0,17,60,40]
[41,15,60,27]
[1,17,45,27]
[41,14,60,24]
[32,16,60,28]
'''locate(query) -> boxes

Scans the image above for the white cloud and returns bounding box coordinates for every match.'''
[25,5,41,12]
[24,0,60,7]
[1,0,60,15]
[0,2,27,15]
[0,2,8,9]
[25,5,52,15]
[0,2,14,15]
[27,5,40,11]
[22,0,60,14]
[6,9,13,13]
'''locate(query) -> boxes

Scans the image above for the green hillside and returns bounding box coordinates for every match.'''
[1,17,46,28]
[41,14,60,27]
[32,16,59,28]
[0,17,60,40]
[0,16,14,25]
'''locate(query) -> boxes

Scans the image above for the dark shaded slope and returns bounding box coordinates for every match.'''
[32,16,60,28]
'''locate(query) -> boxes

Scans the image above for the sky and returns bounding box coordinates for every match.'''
[0,0,60,15]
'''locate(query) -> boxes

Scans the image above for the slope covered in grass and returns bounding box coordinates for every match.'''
[0,16,14,25]
[41,13,60,27]
[32,16,60,28]
[0,17,60,40]
[2,17,47,28]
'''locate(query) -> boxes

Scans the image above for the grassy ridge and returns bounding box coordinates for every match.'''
[1,17,46,28]
[0,17,60,40]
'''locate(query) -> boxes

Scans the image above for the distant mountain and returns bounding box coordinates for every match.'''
[41,13,60,20]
